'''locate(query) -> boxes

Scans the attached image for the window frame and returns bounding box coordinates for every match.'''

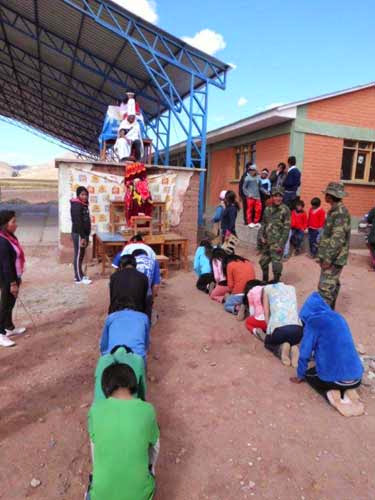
[233,142,256,181]
[341,140,375,184]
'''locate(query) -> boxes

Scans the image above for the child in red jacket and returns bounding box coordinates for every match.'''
[307,197,326,257]
[290,200,308,254]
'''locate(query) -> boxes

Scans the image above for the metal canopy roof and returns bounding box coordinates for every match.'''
[0,0,229,155]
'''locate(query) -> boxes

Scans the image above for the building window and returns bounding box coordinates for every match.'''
[341,140,375,183]
[234,143,256,180]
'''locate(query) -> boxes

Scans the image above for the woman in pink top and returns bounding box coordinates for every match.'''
[245,280,267,333]
[209,248,230,303]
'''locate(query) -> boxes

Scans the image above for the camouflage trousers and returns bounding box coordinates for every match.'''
[259,246,283,281]
[318,265,343,309]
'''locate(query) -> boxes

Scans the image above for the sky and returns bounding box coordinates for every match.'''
[1,0,375,165]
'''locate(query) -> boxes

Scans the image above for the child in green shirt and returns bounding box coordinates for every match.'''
[87,364,160,500]
[93,345,147,402]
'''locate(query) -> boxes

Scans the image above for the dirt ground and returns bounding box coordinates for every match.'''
[1,242,375,500]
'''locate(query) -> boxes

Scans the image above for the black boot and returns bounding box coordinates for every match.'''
[262,270,269,282]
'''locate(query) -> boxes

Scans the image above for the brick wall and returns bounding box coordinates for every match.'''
[177,171,200,253]
[208,147,236,206]
[207,134,290,209]
[256,134,290,170]
[301,133,374,217]
[307,86,375,129]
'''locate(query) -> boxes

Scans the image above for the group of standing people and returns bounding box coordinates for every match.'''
[214,153,352,310]
[239,156,301,227]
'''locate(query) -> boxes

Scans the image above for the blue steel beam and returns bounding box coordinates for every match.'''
[0,77,98,144]
[0,115,97,157]
[0,39,108,119]
[0,12,29,117]
[63,0,227,90]
[0,3,161,109]
[63,4,86,107]
[147,108,171,165]
[33,0,44,126]
[0,90,96,149]
[0,59,102,132]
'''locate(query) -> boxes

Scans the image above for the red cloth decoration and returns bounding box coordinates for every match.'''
[124,163,153,225]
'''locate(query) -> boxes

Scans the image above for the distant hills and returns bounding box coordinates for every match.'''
[0,152,77,179]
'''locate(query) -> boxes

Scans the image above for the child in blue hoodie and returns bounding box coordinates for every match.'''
[193,240,213,293]
[100,307,150,364]
[291,292,364,417]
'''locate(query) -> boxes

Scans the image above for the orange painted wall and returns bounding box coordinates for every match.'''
[307,86,375,129]
[256,134,290,170]
[208,147,237,206]
[301,133,375,217]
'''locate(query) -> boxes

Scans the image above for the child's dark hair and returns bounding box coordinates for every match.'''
[225,190,240,210]
[222,253,248,277]
[243,279,266,306]
[295,199,305,208]
[110,297,139,313]
[76,186,89,197]
[311,197,321,208]
[130,233,144,242]
[199,239,213,259]
[132,249,147,257]
[278,162,286,170]
[211,247,228,261]
[288,156,296,166]
[119,255,137,269]
[0,210,16,229]
[101,363,138,397]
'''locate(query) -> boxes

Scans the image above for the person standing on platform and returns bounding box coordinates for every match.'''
[270,162,287,188]
[239,163,251,225]
[243,164,262,228]
[259,168,271,216]
[317,182,351,310]
[0,210,26,347]
[283,156,301,208]
[259,187,291,283]
[70,186,92,285]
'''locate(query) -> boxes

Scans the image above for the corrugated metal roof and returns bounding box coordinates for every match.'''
[0,0,229,154]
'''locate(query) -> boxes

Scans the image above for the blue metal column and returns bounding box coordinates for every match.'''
[185,77,208,225]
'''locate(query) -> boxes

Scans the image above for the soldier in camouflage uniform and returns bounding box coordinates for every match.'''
[317,182,351,309]
[259,186,291,282]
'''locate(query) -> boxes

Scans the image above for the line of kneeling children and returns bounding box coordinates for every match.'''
[194,239,365,418]
[86,236,162,500]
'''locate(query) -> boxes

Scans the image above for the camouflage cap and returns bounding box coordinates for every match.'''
[271,186,284,196]
[322,182,348,198]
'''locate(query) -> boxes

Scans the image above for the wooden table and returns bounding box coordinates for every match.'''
[93,232,127,275]
[93,231,189,274]
[164,233,189,271]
